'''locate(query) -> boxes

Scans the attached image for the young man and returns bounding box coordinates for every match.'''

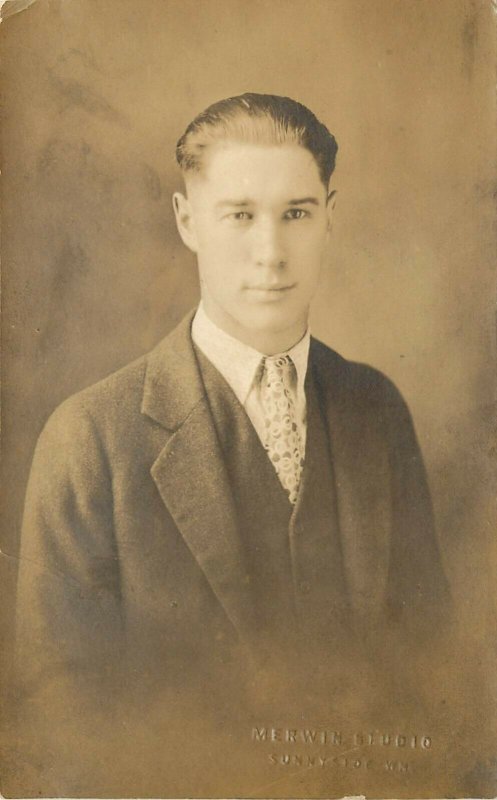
[15,94,451,792]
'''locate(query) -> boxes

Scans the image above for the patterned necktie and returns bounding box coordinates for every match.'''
[259,354,305,505]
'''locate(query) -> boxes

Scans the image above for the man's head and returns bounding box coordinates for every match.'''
[173,93,338,353]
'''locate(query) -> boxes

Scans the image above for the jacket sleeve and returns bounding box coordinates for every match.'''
[378,374,452,631]
[14,397,128,793]
[15,396,125,704]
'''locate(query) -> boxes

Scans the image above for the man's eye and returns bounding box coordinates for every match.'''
[284,208,308,220]
[228,211,252,221]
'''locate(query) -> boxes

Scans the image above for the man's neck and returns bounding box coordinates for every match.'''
[200,300,309,356]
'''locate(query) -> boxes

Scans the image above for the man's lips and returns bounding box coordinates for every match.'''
[243,284,297,303]
[245,284,296,292]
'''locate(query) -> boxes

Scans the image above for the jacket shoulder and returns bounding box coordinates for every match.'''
[44,310,197,437]
[310,337,408,412]
[38,351,151,455]
[62,352,148,414]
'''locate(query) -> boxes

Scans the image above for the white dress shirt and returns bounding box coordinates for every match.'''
[191,302,310,454]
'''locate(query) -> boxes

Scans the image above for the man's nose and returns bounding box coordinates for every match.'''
[253,219,286,268]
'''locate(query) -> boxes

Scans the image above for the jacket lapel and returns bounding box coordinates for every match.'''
[310,339,392,625]
[141,311,257,643]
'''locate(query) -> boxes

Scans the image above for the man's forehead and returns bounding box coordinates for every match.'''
[186,141,324,195]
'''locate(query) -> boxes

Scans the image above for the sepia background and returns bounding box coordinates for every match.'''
[1,0,496,788]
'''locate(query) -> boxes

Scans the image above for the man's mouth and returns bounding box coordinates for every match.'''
[245,283,296,292]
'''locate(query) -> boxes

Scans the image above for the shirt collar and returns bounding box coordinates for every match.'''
[191,301,310,406]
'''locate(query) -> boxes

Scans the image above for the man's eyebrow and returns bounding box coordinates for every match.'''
[288,197,320,206]
[215,197,321,209]
[215,199,252,209]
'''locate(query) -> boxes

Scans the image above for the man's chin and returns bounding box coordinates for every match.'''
[242,302,306,330]
[229,306,308,350]
[203,297,308,348]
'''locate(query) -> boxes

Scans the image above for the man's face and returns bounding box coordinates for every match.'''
[173,141,334,352]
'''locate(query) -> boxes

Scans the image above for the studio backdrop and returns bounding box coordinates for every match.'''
[1,0,496,795]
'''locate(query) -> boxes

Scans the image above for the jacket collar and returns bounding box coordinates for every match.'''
[141,308,204,431]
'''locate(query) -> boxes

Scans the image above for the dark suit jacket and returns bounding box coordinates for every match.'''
[16,309,450,710]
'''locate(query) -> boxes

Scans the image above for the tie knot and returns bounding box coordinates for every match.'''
[260,354,297,398]
[266,354,293,368]
[262,354,295,380]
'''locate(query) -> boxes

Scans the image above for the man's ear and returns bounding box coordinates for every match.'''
[325,189,337,233]
[172,191,198,253]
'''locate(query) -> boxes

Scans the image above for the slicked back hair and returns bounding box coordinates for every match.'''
[176,93,338,188]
